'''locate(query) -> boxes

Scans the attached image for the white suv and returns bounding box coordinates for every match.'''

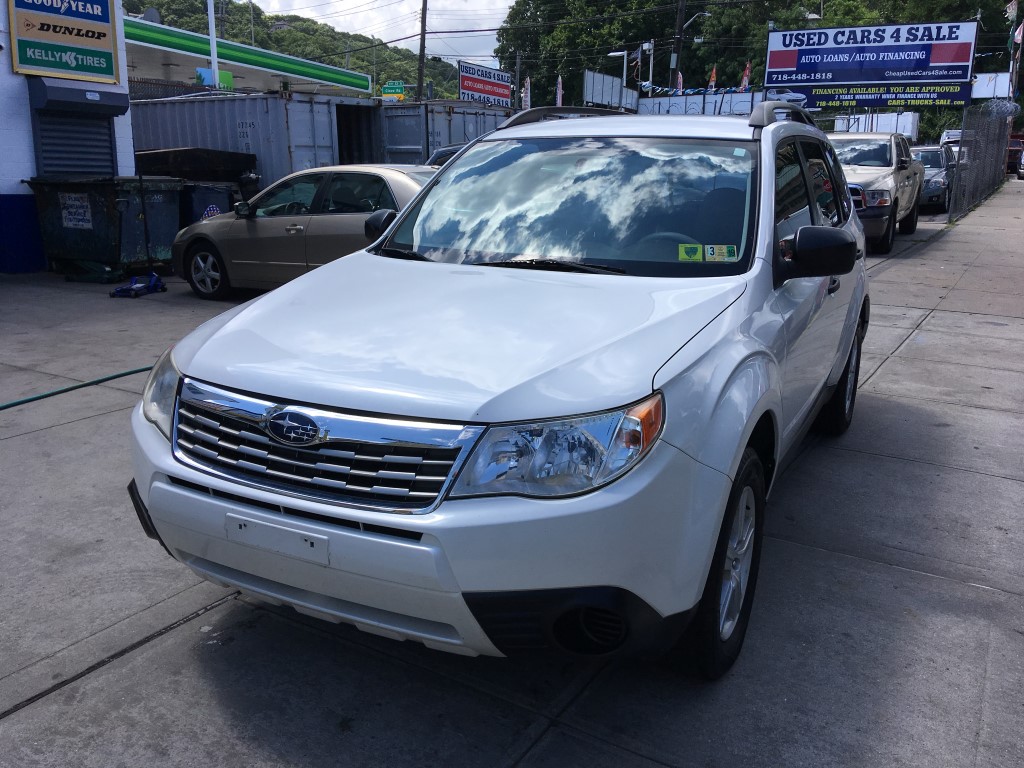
[130,104,868,678]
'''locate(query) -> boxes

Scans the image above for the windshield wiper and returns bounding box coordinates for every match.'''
[478,259,626,275]
[378,247,431,262]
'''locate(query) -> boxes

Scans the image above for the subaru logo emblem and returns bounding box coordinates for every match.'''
[266,411,320,446]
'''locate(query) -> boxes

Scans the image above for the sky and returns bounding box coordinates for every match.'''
[257,0,514,69]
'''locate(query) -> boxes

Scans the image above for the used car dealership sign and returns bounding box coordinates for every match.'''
[458,61,512,108]
[9,0,119,82]
[766,22,978,87]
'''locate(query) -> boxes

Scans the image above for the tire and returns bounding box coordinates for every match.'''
[674,447,765,680]
[815,324,862,436]
[870,208,897,254]
[898,198,919,234]
[184,243,231,300]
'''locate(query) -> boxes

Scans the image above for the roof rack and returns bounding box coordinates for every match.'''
[498,106,624,130]
[748,101,817,129]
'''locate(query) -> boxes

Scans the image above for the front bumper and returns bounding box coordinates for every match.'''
[922,184,947,205]
[854,202,892,239]
[131,404,731,657]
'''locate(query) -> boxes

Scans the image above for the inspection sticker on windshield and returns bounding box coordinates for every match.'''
[679,244,703,262]
[705,245,739,262]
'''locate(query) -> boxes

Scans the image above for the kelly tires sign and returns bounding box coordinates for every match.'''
[766,22,977,87]
[458,61,512,108]
[8,0,119,82]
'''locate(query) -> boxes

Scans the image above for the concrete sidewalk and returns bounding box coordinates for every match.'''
[0,190,1021,767]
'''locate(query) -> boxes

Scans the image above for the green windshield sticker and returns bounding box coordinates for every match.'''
[679,244,703,262]
[705,245,739,262]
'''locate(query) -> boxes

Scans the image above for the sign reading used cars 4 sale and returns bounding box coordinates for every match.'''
[458,61,512,108]
[766,22,977,87]
[9,0,120,82]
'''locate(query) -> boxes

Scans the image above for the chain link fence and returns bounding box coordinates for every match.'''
[947,99,1021,223]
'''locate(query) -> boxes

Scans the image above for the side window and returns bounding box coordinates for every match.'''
[823,142,852,220]
[254,174,324,217]
[800,141,841,227]
[774,143,813,257]
[896,136,910,162]
[322,173,397,214]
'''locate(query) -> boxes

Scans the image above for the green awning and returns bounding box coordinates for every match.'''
[124,18,371,92]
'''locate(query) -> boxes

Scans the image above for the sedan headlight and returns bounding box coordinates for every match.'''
[926,177,948,188]
[142,347,180,441]
[450,393,663,499]
[863,189,891,206]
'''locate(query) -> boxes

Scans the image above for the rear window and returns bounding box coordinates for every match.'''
[386,137,759,277]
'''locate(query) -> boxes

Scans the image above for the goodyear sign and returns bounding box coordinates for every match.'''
[766,22,977,87]
[8,0,119,82]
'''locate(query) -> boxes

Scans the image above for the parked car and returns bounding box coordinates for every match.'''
[172,164,436,299]
[1006,139,1023,173]
[827,132,924,254]
[426,144,465,167]
[130,103,868,679]
[765,87,808,108]
[912,144,957,212]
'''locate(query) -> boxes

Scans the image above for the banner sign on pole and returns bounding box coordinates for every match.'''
[779,82,973,110]
[765,22,978,87]
[9,0,120,83]
[458,61,512,107]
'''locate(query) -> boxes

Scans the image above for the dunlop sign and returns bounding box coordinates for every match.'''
[8,0,120,82]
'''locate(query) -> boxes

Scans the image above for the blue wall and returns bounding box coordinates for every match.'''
[0,194,46,273]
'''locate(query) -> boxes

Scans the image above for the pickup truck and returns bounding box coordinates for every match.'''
[827,132,924,254]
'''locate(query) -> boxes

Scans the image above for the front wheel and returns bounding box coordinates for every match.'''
[898,198,919,234]
[184,243,231,300]
[870,208,897,254]
[815,326,862,435]
[673,447,765,680]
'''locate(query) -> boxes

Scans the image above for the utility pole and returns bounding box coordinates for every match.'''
[515,51,521,110]
[671,0,686,88]
[416,0,428,101]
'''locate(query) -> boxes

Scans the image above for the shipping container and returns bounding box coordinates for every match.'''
[131,93,371,188]
[381,101,513,164]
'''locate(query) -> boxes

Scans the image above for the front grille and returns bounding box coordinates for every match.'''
[848,184,864,209]
[173,379,482,512]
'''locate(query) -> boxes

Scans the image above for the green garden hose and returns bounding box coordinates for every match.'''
[0,366,153,412]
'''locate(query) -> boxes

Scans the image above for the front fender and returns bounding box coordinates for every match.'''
[654,287,784,484]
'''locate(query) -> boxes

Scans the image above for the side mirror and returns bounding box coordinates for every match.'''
[234,201,253,217]
[364,208,397,241]
[780,226,857,283]
[948,162,957,171]
[897,157,910,170]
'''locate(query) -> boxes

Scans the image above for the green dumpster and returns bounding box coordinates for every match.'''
[28,176,183,282]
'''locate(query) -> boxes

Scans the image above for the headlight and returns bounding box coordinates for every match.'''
[927,177,948,188]
[450,393,663,499]
[142,347,180,441]
[863,189,891,206]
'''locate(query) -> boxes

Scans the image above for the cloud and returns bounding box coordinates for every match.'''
[258,0,511,66]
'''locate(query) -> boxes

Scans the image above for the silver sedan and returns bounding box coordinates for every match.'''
[173,164,434,298]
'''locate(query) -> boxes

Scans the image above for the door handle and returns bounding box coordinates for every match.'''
[827,276,841,295]
[285,225,305,233]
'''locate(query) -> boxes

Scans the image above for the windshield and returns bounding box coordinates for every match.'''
[913,150,944,169]
[831,138,892,167]
[384,137,758,277]
[406,170,437,185]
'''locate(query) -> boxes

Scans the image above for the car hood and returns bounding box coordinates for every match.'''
[923,168,946,182]
[842,166,892,186]
[174,252,746,423]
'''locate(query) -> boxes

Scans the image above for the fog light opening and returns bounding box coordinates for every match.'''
[552,605,628,655]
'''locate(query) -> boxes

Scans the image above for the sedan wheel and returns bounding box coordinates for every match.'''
[185,245,230,300]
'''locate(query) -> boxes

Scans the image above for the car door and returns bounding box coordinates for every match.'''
[802,138,860,376]
[225,172,326,287]
[772,141,839,442]
[303,172,401,270]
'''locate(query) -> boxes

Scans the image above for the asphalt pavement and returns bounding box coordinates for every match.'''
[1,188,1022,767]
